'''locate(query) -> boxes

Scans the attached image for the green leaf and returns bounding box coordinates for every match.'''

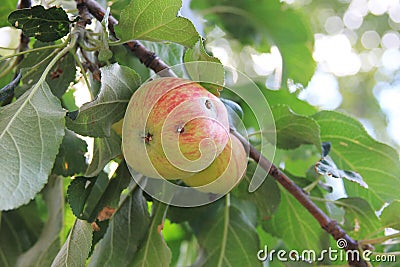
[85,131,121,177]
[141,40,184,68]
[61,88,79,111]
[263,182,329,252]
[51,219,93,267]
[313,111,400,210]
[67,177,88,220]
[183,39,224,96]
[191,0,315,85]
[221,98,243,120]
[16,175,64,267]
[262,85,317,116]
[315,155,368,188]
[67,173,108,222]
[0,201,43,267]
[45,51,76,98]
[110,45,150,81]
[8,6,71,42]
[335,197,381,239]
[279,145,321,178]
[17,41,76,98]
[235,161,281,220]
[115,0,199,47]
[0,82,65,211]
[0,0,15,27]
[53,129,87,177]
[130,201,171,267]
[66,63,141,137]
[68,162,131,224]
[81,173,110,221]
[88,187,150,267]
[97,161,132,209]
[184,39,221,64]
[221,98,244,131]
[271,105,321,150]
[190,196,262,267]
[380,201,400,230]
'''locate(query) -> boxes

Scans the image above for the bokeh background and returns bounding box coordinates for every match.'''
[181,0,400,149]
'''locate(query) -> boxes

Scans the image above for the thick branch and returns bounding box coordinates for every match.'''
[81,1,368,266]
[81,0,175,77]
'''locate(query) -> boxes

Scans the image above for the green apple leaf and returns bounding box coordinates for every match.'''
[0,82,65,211]
[16,176,64,267]
[0,201,43,266]
[0,0,15,27]
[262,85,317,116]
[190,196,262,266]
[115,0,199,47]
[313,111,400,210]
[66,63,141,137]
[221,98,244,131]
[67,162,131,225]
[85,131,121,177]
[380,201,400,230]
[67,177,89,220]
[8,6,71,42]
[141,40,184,67]
[130,201,171,267]
[184,39,221,64]
[88,187,150,267]
[51,219,93,267]
[272,105,321,150]
[235,161,281,220]
[17,41,76,98]
[263,179,329,252]
[53,129,87,177]
[183,39,224,96]
[335,197,381,239]
[67,173,109,222]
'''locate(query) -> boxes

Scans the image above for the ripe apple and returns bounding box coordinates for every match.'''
[181,133,247,194]
[122,77,230,180]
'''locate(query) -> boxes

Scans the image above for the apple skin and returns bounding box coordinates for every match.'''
[122,77,230,180]
[181,133,247,194]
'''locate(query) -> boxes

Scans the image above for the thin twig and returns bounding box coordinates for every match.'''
[81,0,175,77]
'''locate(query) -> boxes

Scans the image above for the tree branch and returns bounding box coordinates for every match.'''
[81,0,175,77]
[81,1,369,266]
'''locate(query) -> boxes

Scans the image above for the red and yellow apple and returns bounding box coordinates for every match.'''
[122,77,247,193]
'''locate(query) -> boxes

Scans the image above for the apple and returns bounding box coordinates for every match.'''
[122,77,231,180]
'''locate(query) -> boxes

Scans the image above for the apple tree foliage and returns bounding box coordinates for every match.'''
[0,0,399,266]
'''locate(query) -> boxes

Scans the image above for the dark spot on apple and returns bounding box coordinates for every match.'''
[177,125,185,133]
[142,131,153,144]
[205,99,212,109]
